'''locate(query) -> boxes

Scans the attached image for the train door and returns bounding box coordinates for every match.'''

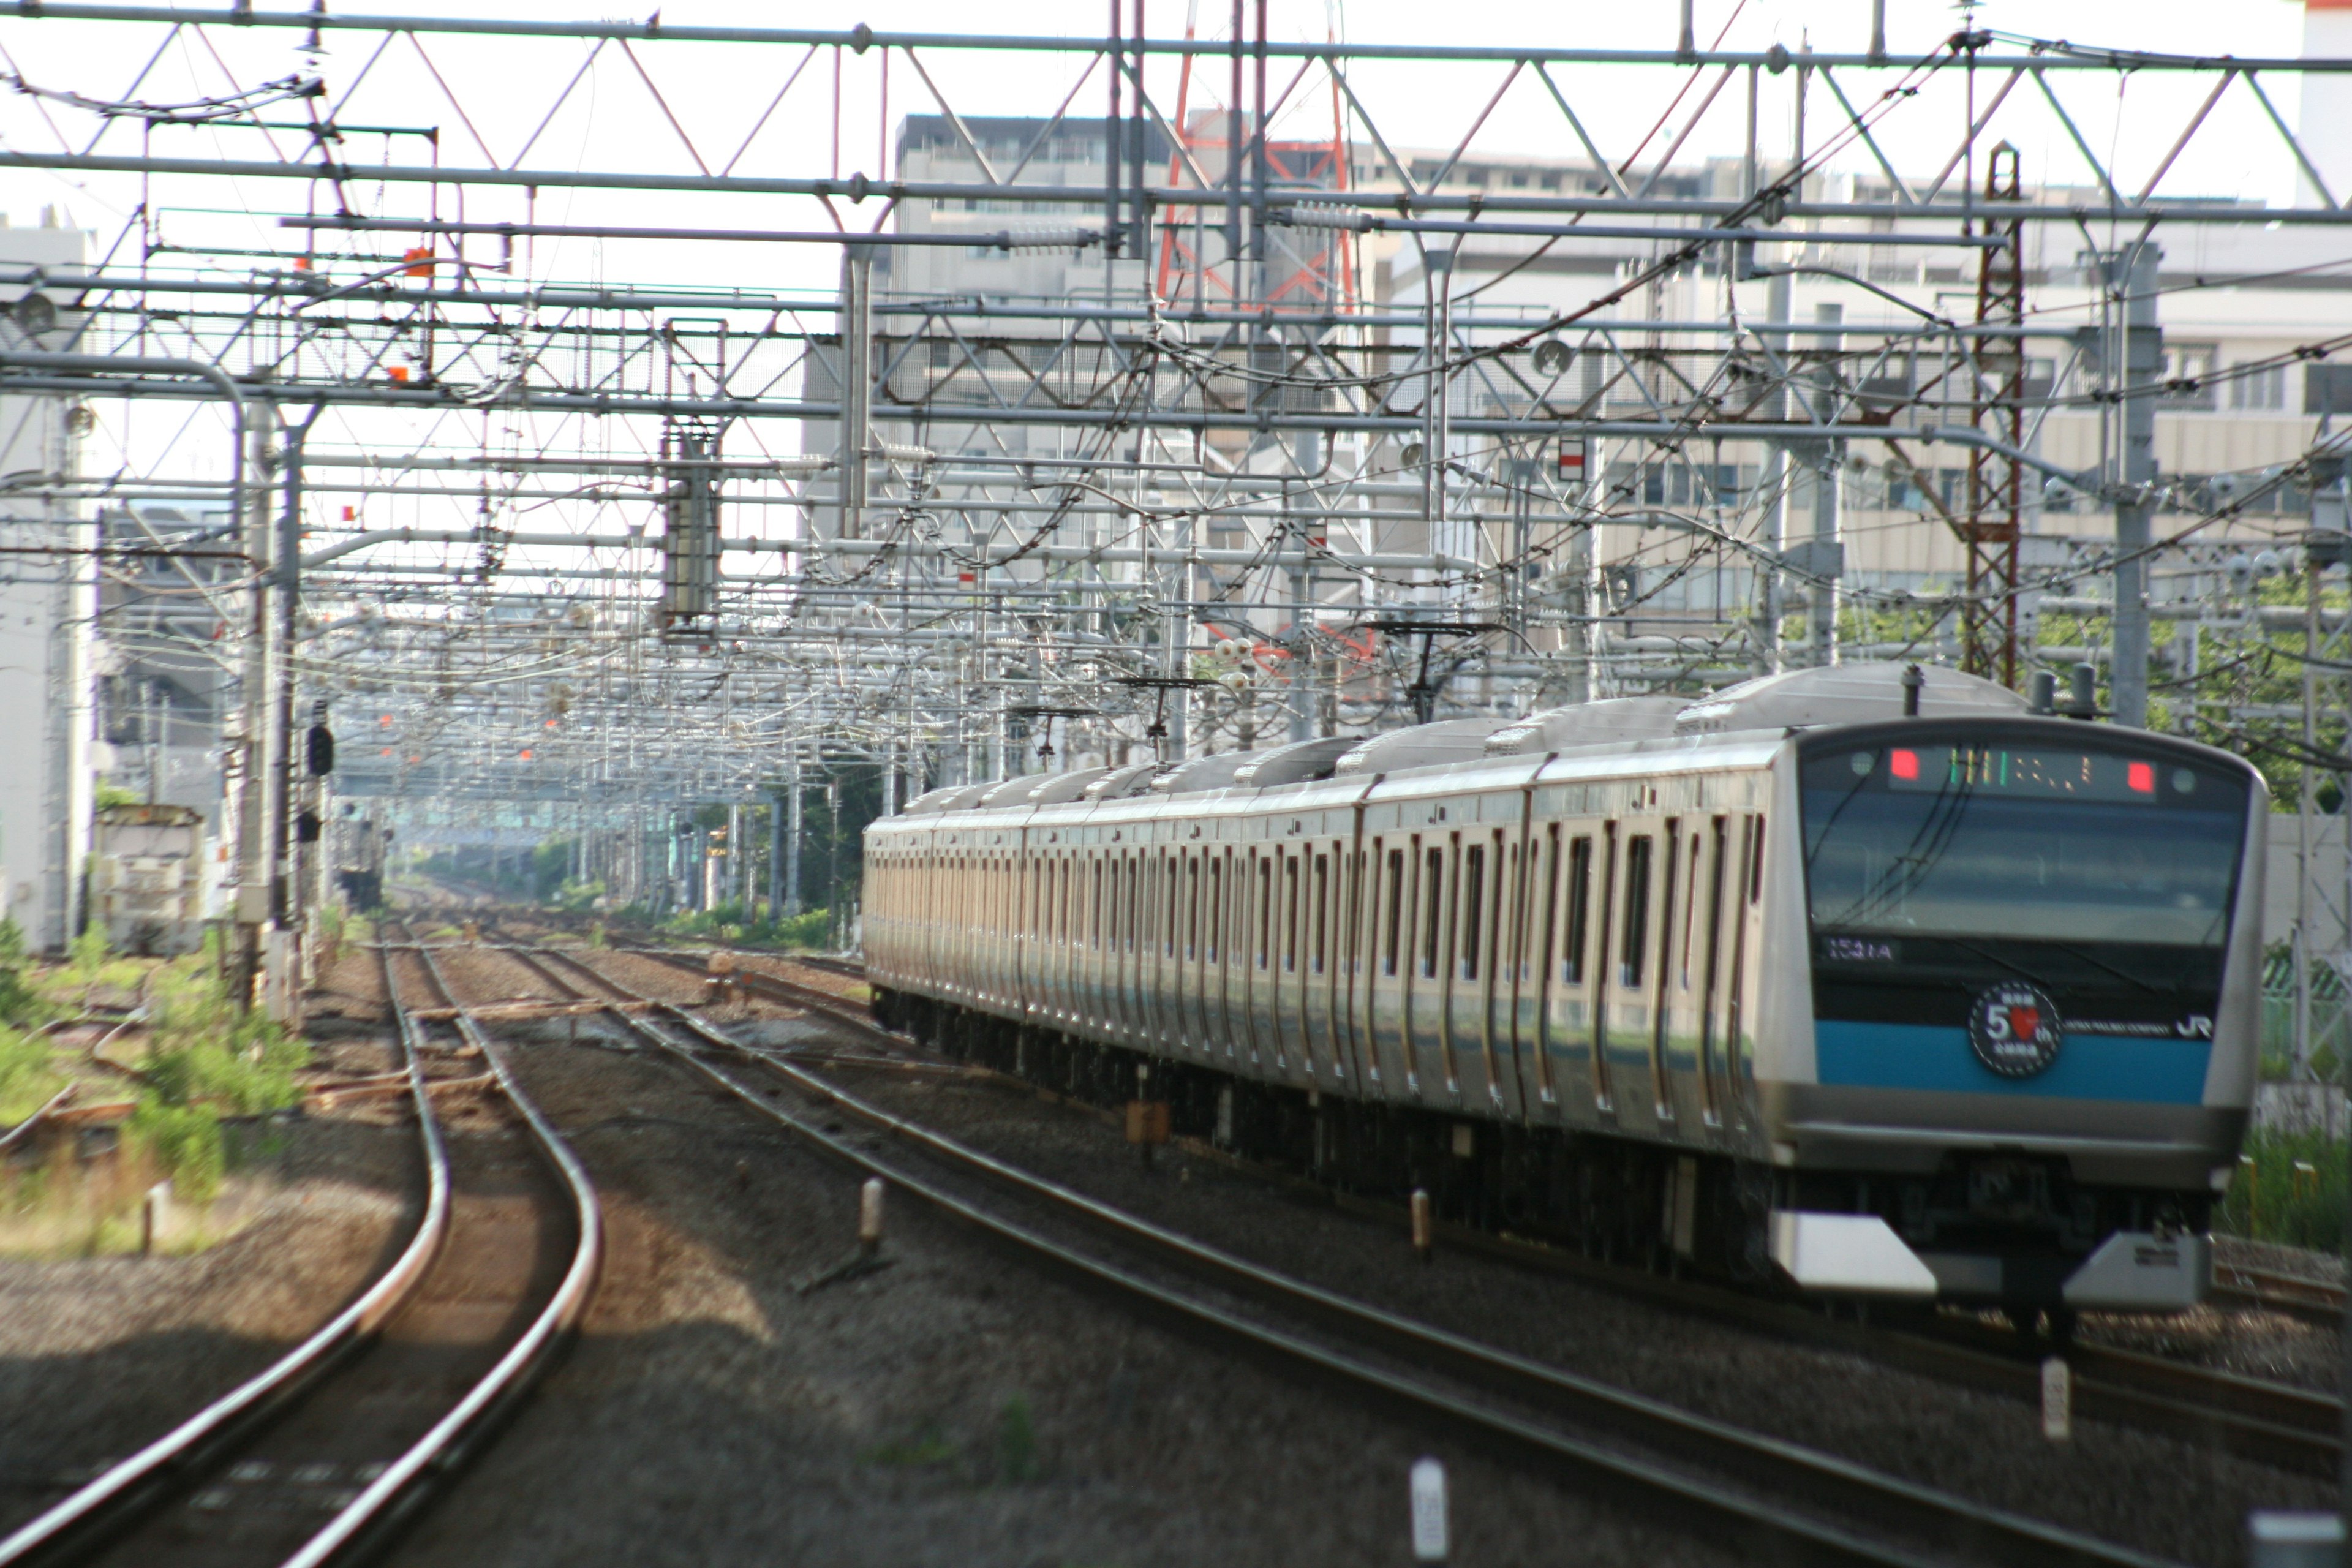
[1404,835,1448,1096]
[1336,839,1370,1089]
[1590,822,1625,1116]
[1722,812,1764,1128]
[1365,838,1409,1098]
[1208,847,1234,1060]
[1249,848,1275,1069]
[1183,848,1205,1055]
[1695,816,1732,1128]
[1058,860,1077,1030]
[1091,851,1112,1038]
[1447,829,1501,1109]
[1635,823,1673,1126]
[1373,842,1401,1100]
[1123,852,1144,1046]
[1286,845,1311,1084]
[1147,851,1166,1048]
[1232,847,1255,1064]
[1108,850,1126,1040]
[1527,823,1570,1116]
[1163,848,1185,1051]
[1304,845,1335,1081]
[1487,824,1527,1120]
[1504,816,1547,1121]
[1666,820,1709,1128]
[1174,844,1195,1052]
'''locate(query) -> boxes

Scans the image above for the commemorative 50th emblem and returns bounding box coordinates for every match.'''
[1968,982,2062,1078]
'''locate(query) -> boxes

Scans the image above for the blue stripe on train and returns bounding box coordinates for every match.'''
[1812,1020,2210,1104]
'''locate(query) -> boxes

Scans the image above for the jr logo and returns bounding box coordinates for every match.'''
[1968,982,2064,1079]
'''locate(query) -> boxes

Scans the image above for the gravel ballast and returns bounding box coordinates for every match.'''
[572,949,2324,1568]
[388,1027,1756,1568]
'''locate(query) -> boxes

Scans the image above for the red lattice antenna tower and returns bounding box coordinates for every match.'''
[1154,30,1356,312]
[1959,143,2027,687]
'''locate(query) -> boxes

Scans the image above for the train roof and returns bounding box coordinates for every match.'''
[876,663,2048,833]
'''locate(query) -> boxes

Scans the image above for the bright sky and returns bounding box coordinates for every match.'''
[0,1,2328,499]
[0,0,2324,303]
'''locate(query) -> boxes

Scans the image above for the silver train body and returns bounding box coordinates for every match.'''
[865,665,2267,1313]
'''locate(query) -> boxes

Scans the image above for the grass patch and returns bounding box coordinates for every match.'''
[996,1395,1042,1483]
[2218,1126,2351,1253]
[638,902,837,952]
[0,1027,67,1125]
[861,1426,960,1468]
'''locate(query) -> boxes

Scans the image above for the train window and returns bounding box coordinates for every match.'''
[1562,835,1593,985]
[1384,847,1405,977]
[1284,856,1301,973]
[1165,854,1180,958]
[1256,856,1273,970]
[1461,844,1485,981]
[1510,840,1529,983]
[1348,848,1366,976]
[1656,829,1679,1001]
[1313,853,1329,975]
[1422,846,1446,981]
[1680,831,1702,990]
[1619,835,1653,989]
[1207,858,1223,963]
[1749,815,1765,903]
[1186,856,1200,960]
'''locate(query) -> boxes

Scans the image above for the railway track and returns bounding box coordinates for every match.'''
[605,941,2350,1482]
[0,934,602,1568]
[500,940,2187,1568]
[2211,1261,2347,1325]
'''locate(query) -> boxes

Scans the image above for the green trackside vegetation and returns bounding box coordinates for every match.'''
[1,921,307,1243]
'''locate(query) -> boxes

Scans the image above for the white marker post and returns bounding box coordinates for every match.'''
[1410,1457,1449,1564]
[2041,1355,2071,1442]
[858,1178,885,1259]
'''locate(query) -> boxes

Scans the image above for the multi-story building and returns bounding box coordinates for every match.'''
[0,209,92,954]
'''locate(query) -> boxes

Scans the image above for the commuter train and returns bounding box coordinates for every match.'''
[863,663,2266,1316]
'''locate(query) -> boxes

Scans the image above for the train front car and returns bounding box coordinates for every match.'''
[1768,718,2266,1316]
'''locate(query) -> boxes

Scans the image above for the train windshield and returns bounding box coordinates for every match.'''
[1799,739,2250,946]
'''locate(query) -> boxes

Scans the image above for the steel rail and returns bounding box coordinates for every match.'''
[0,1084,81,1157]
[0,943,454,1568]
[514,943,2179,1568]
[2212,1262,2347,1325]
[272,935,605,1568]
[634,944,2348,1479]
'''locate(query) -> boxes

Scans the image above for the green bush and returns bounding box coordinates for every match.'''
[0,1026,62,1125]
[2218,1126,2350,1253]
[0,918,42,1030]
[654,902,835,951]
[129,1100,225,1204]
[68,919,107,980]
[110,955,310,1206]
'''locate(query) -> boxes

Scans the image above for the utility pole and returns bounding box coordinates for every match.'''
[767,790,784,919]
[1755,270,1793,676]
[1807,301,1844,669]
[270,409,317,1019]
[783,755,804,917]
[839,251,873,541]
[231,399,278,1008]
[2110,243,2161,729]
